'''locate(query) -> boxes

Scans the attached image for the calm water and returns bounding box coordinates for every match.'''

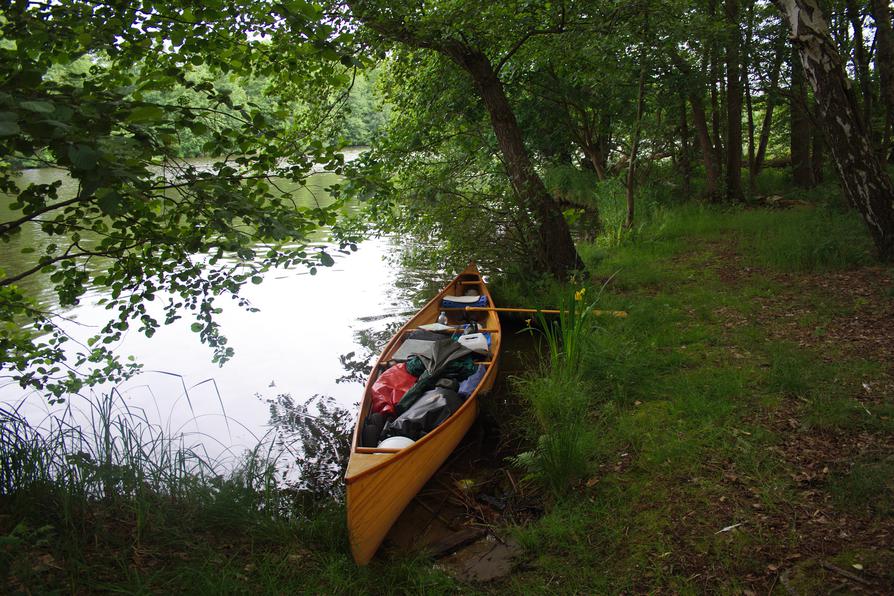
[1,159,448,459]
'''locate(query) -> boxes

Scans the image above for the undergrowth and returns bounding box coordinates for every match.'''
[0,390,450,593]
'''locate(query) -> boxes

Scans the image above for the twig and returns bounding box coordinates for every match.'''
[819,561,872,586]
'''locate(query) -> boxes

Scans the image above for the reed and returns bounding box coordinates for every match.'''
[512,288,601,496]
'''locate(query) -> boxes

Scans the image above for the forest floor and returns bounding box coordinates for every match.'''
[498,204,894,593]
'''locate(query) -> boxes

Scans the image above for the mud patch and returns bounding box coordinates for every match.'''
[438,535,522,582]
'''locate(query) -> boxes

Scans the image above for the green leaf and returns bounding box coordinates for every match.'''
[251,275,263,284]
[68,144,99,170]
[97,190,120,215]
[318,251,334,267]
[126,105,166,123]
[0,121,20,136]
[190,323,203,332]
[19,100,54,113]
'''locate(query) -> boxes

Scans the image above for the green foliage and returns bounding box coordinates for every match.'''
[0,1,371,394]
[336,69,388,146]
[511,289,603,496]
[828,457,894,517]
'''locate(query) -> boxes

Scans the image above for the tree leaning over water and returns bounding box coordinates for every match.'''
[344,0,583,279]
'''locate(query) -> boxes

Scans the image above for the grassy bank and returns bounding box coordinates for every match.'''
[0,393,451,593]
[500,199,894,592]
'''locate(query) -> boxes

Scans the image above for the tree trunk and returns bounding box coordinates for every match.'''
[581,143,607,180]
[626,65,647,229]
[753,30,785,179]
[744,0,756,193]
[812,114,825,183]
[680,95,692,198]
[791,45,815,188]
[710,57,725,183]
[745,71,756,192]
[870,0,894,165]
[671,51,721,200]
[451,48,582,276]
[777,0,894,260]
[709,0,724,182]
[690,94,721,201]
[347,3,582,278]
[845,0,873,135]
[725,0,744,202]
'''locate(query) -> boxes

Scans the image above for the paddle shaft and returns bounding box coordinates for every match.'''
[443,306,628,318]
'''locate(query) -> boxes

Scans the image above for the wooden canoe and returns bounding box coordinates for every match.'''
[345,262,501,565]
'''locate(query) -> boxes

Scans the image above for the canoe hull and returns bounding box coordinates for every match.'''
[346,398,478,565]
[345,263,500,565]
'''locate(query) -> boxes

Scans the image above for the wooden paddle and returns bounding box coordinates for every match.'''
[442,306,628,318]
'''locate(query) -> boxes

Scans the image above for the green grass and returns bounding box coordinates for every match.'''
[499,197,894,592]
[828,456,894,517]
[0,391,457,593]
[511,294,603,497]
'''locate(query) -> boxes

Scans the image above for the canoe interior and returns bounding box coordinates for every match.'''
[345,262,501,565]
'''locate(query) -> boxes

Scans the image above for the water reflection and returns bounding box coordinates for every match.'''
[2,162,451,460]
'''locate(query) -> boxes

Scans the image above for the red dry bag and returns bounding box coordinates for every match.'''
[370,363,416,416]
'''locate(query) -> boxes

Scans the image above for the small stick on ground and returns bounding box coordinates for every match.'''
[819,561,872,586]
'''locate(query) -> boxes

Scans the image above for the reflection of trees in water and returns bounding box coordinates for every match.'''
[335,233,449,386]
[337,321,402,384]
[266,394,352,502]
[335,238,492,388]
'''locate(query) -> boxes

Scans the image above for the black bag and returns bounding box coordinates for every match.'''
[380,386,463,441]
[361,412,388,447]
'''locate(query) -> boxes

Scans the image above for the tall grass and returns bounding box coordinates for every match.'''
[0,388,365,590]
[512,289,601,496]
[534,289,596,377]
[0,390,288,531]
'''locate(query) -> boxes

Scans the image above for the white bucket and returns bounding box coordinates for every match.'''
[376,436,415,450]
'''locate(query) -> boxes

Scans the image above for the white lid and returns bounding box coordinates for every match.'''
[377,436,416,450]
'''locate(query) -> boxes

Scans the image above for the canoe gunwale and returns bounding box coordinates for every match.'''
[345,262,500,483]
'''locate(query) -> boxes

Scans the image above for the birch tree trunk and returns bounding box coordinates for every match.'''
[870,0,894,164]
[776,0,894,260]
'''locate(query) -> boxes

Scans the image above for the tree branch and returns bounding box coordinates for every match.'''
[0,196,86,237]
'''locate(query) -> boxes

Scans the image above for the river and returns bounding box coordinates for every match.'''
[1,157,450,461]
